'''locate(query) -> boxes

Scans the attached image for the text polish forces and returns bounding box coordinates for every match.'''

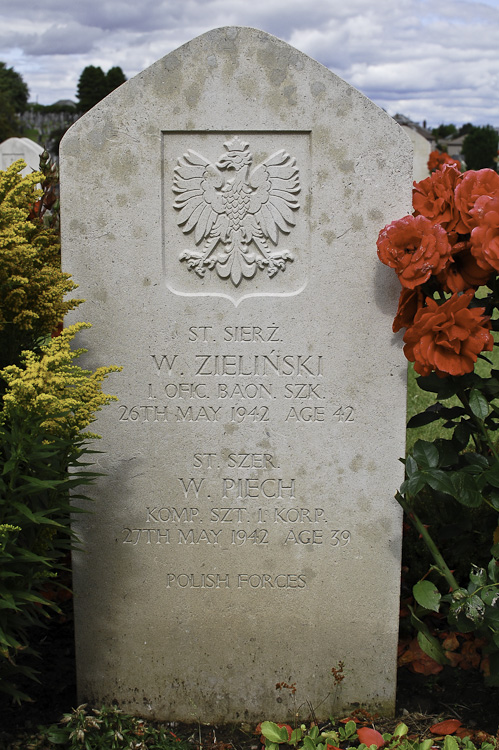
[164,573,307,589]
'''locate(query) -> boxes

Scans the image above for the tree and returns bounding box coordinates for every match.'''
[0,62,29,113]
[458,122,475,137]
[462,125,499,171]
[105,66,126,91]
[0,62,29,140]
[432,123,457,139]
[76,65,127,112]
[76,65,108,112]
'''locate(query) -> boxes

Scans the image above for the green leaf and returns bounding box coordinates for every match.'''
[464,453,490,470]
[413,580,441,612]
[416,630,449,666]
[469,389,489,420]
[453,421,472,449]
[450,473,483,508]
[261,723,289,744]
[290,728,303,744]
[343,721,357,738]
[424,469,455,495]
[489,558,499,583]
[413,441,439,469]
[400,473,427,496]
[417,373,457,399]
[485,462,499,488]
[405,455,418,477]
[449,594,485,631]
[470,565,487,587]
[481,587,499,606]
[435,440,459,467]
[393,723,408,738]
[303,737,317,750]
[484,605,499,628]
[444,736,459,750]
[309,726,320,741]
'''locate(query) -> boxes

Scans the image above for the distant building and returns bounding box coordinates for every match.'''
[441,133,467,167]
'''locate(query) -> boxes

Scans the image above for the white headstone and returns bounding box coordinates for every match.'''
[0,136,44,175]
[61,27,411,723]
[401,126,431,182]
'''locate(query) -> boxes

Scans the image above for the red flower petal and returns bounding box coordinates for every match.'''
[357,727,385,748]
[430,720,462,735]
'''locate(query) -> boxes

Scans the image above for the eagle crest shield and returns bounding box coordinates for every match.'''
[172,136,300,287]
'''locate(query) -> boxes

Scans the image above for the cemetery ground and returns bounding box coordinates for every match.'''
[0,594,498,748]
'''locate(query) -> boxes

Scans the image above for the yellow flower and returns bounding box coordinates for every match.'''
[1,323,121,439]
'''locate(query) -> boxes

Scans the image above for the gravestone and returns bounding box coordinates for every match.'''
[0,136,44,175]
[60,27,412,723]
[401,126,431,182]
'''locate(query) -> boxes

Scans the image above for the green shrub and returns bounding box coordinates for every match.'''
[0,158,119,700]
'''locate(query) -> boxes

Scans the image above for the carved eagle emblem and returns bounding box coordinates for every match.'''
[172,136,300,286]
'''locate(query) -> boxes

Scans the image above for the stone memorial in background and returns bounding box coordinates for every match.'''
[0,136,44,175]
[401,125,431,182]
[61,27,412,722]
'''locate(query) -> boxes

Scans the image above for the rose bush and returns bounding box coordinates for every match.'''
[378,156,499,684]
[428,149,461,173]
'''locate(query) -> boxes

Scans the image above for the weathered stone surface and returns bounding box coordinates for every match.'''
[401,125,431,181]
[60,27,412,723]
[0,136,44,175]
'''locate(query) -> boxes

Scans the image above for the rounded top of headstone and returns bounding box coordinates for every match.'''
[0,136,44,176]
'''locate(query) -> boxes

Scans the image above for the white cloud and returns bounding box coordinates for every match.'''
[0,0,498,126]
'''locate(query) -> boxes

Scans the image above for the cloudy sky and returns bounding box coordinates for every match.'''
[1,0,498,128]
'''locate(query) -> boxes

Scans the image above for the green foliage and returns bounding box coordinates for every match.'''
[459,123,475,137]
[462,126,499,171]
[0,412,95,702]
[432,124,457,139]
[105,66,127,91]
[260,719,494,750]
[0,62,29,113]
[27,102,78,115]
[76,65,127,112]
[33,704,189,749]
[0,159,81,372]
[0,153,119,701]
[0,61,29,141]
[399,359,499,680]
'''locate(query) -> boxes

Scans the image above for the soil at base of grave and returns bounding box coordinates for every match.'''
[0,611,498,747]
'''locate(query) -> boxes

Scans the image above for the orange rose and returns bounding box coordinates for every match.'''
[377,214,452,289]
[403,290,493,377]
[455,169,499,232]
[436,242,492,293]
[413,165,467,233]
[392,287,424,332]
[470,195,499,271]
[428,150,461,173]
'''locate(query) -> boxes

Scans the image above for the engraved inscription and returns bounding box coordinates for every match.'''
[173,136,300,286]
[117,323,355,592]
[117,325,357,427]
